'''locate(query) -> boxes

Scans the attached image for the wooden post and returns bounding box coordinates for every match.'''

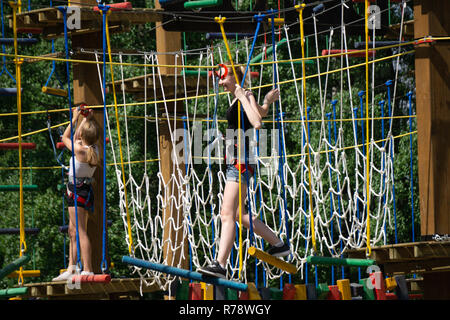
[71,0,108,274]
[414,0,450,238]
[155,1,188,299]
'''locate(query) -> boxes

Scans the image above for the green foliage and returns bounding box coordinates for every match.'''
[0,0,419,293]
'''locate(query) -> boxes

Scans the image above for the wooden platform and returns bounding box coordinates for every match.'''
[107,73,208,102]
[346,241,450,274]
[19,277,161,300]
[8,7,162,40]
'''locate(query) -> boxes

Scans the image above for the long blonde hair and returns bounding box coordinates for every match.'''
[79,118,101,167]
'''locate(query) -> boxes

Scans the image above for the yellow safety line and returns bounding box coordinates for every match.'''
[296,3,316,254]
[0,113,416,145]
[248,247,297,274]
[102,9,133,255]
[0,130,417,171]
[0,49,415,118]
[10,0,25,286]
[364,0,371,258]
[215,16,244,279]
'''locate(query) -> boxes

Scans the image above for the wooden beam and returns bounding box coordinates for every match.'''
[414,0,450,237]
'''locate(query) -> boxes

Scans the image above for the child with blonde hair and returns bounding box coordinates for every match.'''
[53,106,101,281]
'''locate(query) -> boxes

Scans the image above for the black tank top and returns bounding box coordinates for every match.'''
[224,99,253,164]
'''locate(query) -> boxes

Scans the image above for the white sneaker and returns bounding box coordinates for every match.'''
[52,270,74,282]
[80,271,94,276]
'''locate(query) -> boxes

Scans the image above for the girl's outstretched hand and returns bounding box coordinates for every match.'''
[263,88,280,105]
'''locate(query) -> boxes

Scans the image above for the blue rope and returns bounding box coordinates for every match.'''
[57,5,81,270]
[99,3,109,272]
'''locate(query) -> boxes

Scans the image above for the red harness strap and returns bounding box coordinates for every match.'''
[67,188,93,210]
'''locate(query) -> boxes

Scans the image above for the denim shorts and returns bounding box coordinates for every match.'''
[226,163,255,183]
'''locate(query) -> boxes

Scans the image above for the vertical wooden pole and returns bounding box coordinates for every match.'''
[155,1,188,298]
[71,0,108,274]
[414,0,450,237]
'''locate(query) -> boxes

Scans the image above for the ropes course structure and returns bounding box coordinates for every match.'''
[0,0,449,301]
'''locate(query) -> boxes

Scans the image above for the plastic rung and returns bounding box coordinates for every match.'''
[0,143,36,150]
[214,285,226,300]
[0,287,28,298]
[201,282,214,300]
[359,278,376,300]
[176,280,189,300]
[354,41,407,49]
[307,255,375,267]
[328,285,342,300]
[306,283,317,300]
[258,287,271,300]
[189,282,203,300]
[0,227,40,235]
[0,38,38,45]
[0,185,38,191]
[248,247,297,274]
[17,28,43,34]
[295,284,307,300]
[70,274,111,284]
[93,1,132,11]
[385,277,397,291]
[268,17,285,26]
[372,271,387,300]
[0,88,17,95]
[42,86,68,97]
[239,289,249,300]
[317,283,329,300]
[337,279,352,300]
[122,256,248,291]
[184,0,222,10]
[226,288,238,300]
[7,269,41,278]
[385,292,398,300]
[247,282,261,300]
[350,283,364,297]
[0,255,30,281]
[394,275,409,300]
[269,287,283,300]
[282,283,296,300]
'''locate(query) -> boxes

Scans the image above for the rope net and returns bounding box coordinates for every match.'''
[98,3,412,290]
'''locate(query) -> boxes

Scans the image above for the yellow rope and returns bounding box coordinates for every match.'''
[364,0,371,258]
[0,130,417,171]
[0,49,415,121]
[296,3,316,254]
[102,9,133,255]
[215,16,244,279]
[10,0,25,286]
